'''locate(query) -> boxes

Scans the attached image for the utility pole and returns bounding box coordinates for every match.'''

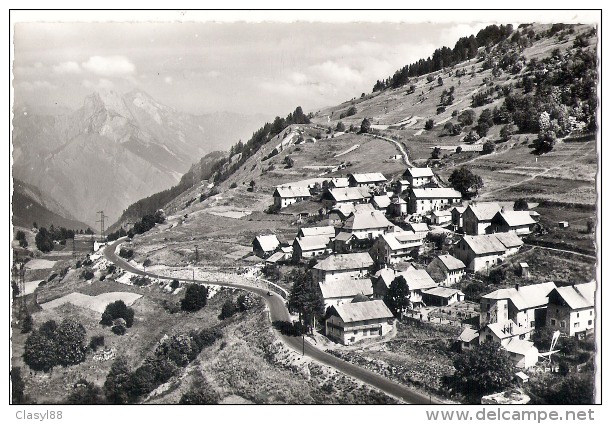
[194,245,199,263]
[96,211,108,242]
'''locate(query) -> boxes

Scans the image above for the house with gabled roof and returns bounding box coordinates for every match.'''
[480,281,557,336]
[454,233,523,272]
[328,177,350,189]
[422,287,465,306]
[252,234,280,258]
[451,206,467,232]
[340,210,394,241]
[298,226,336,238]
[372,267,437,307]
[312,252,374,283]
[348,172,387,188]
[427,254,466,286]
[546,281,596,337]
[318,278,374,308]
[479,320,531,347]
[430,209,452,225]
[293,235,332,261]
[458,327,480,351]
[406,222,430,237]
[370,231,423,265]
[505,339,539,369]
[490,210,536,236]
[321,187,371,209]
[403,166,435,188]
[407,188,462,214]
[388,196,408,217]
[325,299,394,345]
[462,202,501,235]
[372,195,392,212]
[273,186,311,209]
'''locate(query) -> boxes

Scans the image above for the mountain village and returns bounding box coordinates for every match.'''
[11,20,598,406]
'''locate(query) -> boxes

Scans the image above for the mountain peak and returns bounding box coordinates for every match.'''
[83,89,131,117]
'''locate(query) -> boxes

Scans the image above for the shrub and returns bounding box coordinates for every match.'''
[119,248,133,259]
[170,279,180,290]
[180,381,220,404]
[219,299,238,320]
[81,269,94,280]
[482,140,495,155]
[101,300,135,327]
[181,284,209,312]
[229,182,237,189]
[425,119,435,130]
[89,335,105,351]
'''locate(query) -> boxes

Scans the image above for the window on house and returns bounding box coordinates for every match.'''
[353,330,358,334]
[588,320,593,325]
[577,312,580,318]
[590,311,593,316]
[574,322,580,328]
[561,321,566,328]
[363,329,367,335]
[551,319,556,326]
[486,335,493,342]
[530,321,535,328]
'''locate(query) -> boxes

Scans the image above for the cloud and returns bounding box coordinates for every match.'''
[82,78,114,90]
[81,56,136,77]
[206,70,221,78]
[16,80,57,91]
[164,76,173,84]
[52,61,81,74]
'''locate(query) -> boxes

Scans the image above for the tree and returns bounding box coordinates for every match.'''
[104,357,132,404]
[464,130,479,143]
[425,119,435,130]
[23,330,58,372]
[21,310,33,333]
[287,269,324,328]
[438,76,443,86]
[452,341,514,398]
[16,230,28,247]
[499,124,517,141]
[482,140,495,155]
[35,227,53,252]
[431,146,442,159]
[449,166,484,197]
[181,284,209,312]
[248,180,256,192]
[554,374,594,404]
[346,106,357,116]
[101,300,135,328]
[219,299,238,320]
[513,198,529,211]
[283,155,294,168]
[587,219,595,233]
[383,276,411,317]
[360,118,371,134]
[335,121,346,132]
[458,109,476,126]
[456,146,463,154]
[54,318,88,367]
[66,379,105,404]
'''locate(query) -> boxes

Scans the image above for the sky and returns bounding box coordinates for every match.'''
[10,9,600,118]
[12,18,495,118]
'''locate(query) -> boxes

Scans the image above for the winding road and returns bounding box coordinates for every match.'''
[103,239,439,404]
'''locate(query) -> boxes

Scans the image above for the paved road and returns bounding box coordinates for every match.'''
[103,239,438,404]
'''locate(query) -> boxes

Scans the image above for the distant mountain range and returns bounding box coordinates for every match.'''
[12,89,267,227]
[12,179,91,231]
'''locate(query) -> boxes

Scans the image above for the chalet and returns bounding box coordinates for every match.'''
[372,195,392,212]
[490,210,536,236]
[298,226,336,238]
[370,231,423,265]
[265,252,286,269]
[406,222,430,238]
[252,234,280,258]
[372,267,437,307]
[312,252,374,284]
[273,186,311,209]
[462,202,501,235]
[451,206,467,232]
[388,197,408,217]
[340,211,394,240]
[348,172,387,188]
[453,233,524,273]
[480,282,557,336]
[407,188,462,214]
[318,278,374,308]
[546,282,596,337]
[403,166,435,188]
[333,232,367,254]
[458,327,480,351]
[321,187,371,209]
[329,177,350,189]
[325,300,394,345]
[427,254,466,286]
[505,339,539,369]
[430,209,452,226]
[395,180,411,194]
[421,287,465,306]
[479,320,531,347]
[292,235,331,260]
